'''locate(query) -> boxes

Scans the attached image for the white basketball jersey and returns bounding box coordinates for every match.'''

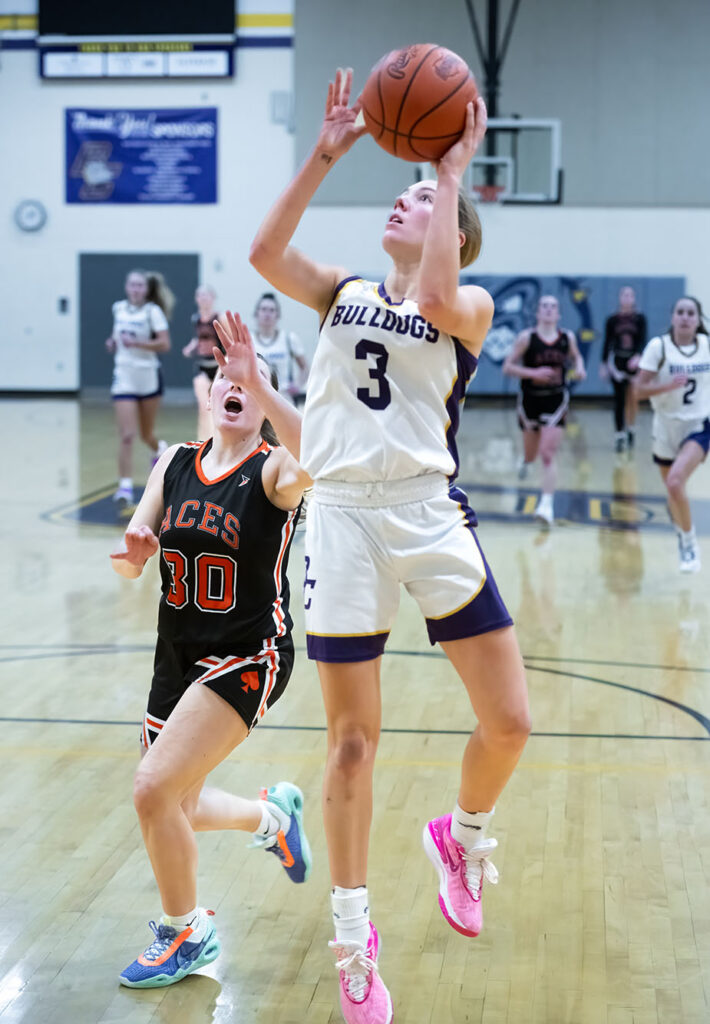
[112,300,168,369]
[301,277,478,483]
[252,328,302,387]
[639,333,710,420]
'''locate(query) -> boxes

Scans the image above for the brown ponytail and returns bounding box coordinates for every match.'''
[257,355,280,446]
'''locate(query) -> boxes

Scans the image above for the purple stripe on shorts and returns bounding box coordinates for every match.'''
[426,491,512,645]
[685,418,710,454]
[446,339,479,484]
[449,484,478,528]
[306,632,389,663]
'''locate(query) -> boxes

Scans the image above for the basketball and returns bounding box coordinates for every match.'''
[360,44,478,162]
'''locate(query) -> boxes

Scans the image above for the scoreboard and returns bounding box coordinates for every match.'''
[38,0,236,78]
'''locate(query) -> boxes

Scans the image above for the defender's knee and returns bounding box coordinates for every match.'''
[133,766,171,821]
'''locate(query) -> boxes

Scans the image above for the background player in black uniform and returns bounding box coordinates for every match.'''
[503,295,586,525]
[181,285,224,441]
[111,313,312,989]
[600,285,647,453]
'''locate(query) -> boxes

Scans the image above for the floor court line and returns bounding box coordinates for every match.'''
[3,642,710,675]
[0,716,706,743]
[2,647,707,736]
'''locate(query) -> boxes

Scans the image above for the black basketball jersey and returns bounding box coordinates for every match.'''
[521,330,570,394]
[603,312,647,363]
[157,440,300,649]
[192,314,224,371]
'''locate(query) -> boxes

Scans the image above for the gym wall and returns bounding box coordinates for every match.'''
[2,0,708,393]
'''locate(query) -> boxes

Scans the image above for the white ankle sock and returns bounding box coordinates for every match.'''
[450,804,494,850]
[119,477,133,491]
[161,907,208,941]
[254,799,288,841]
[681,527,696,546]
[331,886,370,948]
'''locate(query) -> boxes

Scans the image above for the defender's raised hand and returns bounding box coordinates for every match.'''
[213,311,263,392]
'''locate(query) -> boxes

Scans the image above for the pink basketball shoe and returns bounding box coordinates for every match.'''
[423,813,499,937]
[328,923,393,1024]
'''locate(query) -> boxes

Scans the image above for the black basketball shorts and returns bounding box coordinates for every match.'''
[141,634,294,748]
[517,388,569,430]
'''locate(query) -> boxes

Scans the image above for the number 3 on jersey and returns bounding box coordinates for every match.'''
[163,549,237,612]
[356,339,391,410]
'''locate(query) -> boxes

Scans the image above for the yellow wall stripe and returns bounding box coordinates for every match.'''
[0,13,294,32]
[237,14,293,28]
[0,15,38,29]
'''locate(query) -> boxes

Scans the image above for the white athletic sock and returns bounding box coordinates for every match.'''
[331,886,370,948]
[119,477,133,491]
[254,799,289,842]
[161,906,209,941]
[680,527,697,546]
[450,804,495,851]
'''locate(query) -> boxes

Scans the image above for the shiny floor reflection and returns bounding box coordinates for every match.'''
[2,396,708,1023]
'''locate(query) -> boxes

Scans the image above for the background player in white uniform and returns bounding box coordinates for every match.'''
[106,269,174,503]
[249,69,530,1024]
[635,296,710,572]
[252,291,308,403]
[111,314,312,988]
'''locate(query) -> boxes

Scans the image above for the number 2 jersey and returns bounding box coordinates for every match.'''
[638,333,710,420]
[157,440,300,648]
[300,277,479,483]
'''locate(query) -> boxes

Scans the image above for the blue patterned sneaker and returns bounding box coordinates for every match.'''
[119,917,220,988]
[250,782,312,883]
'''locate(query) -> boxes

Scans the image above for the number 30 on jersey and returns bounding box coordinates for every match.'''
[162,549,237,612]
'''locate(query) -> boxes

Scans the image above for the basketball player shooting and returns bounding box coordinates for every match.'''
[249,66,531,1024]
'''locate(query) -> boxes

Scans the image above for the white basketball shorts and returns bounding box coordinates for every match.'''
[651,413,710,464]
[111,363,163,400]
[303,473,512,662]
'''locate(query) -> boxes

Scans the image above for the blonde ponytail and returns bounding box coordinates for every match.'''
[130,269,175,319]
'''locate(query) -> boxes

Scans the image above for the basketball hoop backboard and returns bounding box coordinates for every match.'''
[474,118,562,204]
[417,117,562,205]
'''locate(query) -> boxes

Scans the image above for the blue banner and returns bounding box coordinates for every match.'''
[460,274,686,394]
[65,108,217,204]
